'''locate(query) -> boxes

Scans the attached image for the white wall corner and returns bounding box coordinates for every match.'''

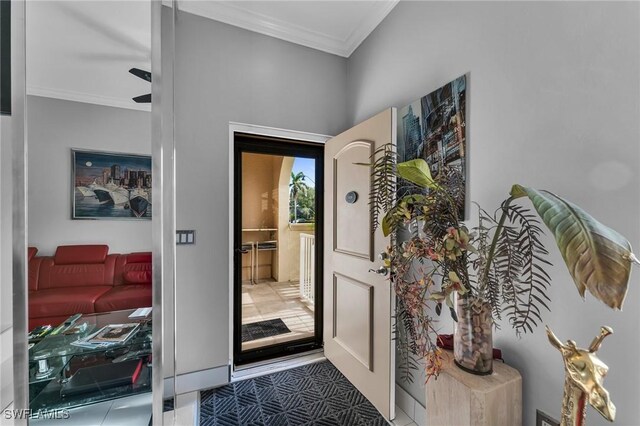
[343,1,399,57]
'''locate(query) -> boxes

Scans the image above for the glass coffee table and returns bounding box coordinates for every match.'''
[28,309,152,413]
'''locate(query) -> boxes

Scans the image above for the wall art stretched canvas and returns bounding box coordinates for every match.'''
[72,149,152,220]
[397,74,468,218]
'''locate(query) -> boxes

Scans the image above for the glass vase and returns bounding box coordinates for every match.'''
[453,295,493,375]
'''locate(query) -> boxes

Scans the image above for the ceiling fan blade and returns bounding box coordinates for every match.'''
[129,68,152,83]
[132,93,151,103]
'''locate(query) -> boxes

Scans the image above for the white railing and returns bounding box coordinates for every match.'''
[299,233,315,303]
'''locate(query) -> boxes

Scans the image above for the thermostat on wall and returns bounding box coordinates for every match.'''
[176,230,195,245]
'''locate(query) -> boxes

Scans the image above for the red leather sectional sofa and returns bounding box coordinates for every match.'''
[28,245,152,331]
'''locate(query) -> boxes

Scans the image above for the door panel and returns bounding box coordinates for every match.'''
[333,141,373,260]
[333,273,373,370]
[324,108,396,421]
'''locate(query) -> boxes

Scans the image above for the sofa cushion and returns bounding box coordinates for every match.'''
[94,285,152,312]
[29,286,112,318]
[38,255,117,289]
[28,247,38,261]
[124,270,152,284]
[114,252,152,286]
[54,245,109,265]
[29,257,44,291]
[127,253,152,264]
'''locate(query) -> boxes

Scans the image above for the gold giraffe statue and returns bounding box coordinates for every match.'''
[546,326,616,426]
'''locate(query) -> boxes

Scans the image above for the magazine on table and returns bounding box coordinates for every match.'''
[88,323,140,343]
[71,323,140,349]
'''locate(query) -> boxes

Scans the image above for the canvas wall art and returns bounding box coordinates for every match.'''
[397,74,468,218]
[72,149,152,220]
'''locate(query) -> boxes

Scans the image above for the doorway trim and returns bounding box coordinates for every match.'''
[227,122,331,373]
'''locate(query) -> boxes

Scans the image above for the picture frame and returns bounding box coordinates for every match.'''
[536,409,560,426]
[397,74,468,219]
[71,149,152,220]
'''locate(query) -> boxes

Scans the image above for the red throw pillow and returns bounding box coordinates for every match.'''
[124,270,152,284]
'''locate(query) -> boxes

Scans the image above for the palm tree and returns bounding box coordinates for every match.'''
[289,171,308,222]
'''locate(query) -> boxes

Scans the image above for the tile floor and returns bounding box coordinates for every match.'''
[391,408,419,426]
[242,281,315,351]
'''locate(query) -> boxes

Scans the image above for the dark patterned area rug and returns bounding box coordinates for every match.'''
[200,360,387,426]
[242,318,291,343]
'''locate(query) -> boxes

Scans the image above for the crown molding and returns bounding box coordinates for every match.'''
[27,86,151,112]
[178,1,399,58]
[343,1,398,57]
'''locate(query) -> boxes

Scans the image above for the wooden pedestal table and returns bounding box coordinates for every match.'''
[426,351,522,426]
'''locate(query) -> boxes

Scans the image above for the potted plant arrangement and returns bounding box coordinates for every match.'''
[369,144,638,379]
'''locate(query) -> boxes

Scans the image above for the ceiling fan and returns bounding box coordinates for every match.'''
[129,68,151,103]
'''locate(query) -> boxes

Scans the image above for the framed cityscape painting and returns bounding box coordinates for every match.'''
[72,149,152,220]
[397,74,468,219]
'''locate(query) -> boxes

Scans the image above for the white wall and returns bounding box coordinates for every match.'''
[347,2,640,425]
[27,96,152,256]
[172,8,348,375]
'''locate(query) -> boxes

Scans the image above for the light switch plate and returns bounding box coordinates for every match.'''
[176,230,196,245]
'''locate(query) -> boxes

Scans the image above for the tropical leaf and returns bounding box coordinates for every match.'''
[381,213,392,237]
[397,159,438,189]
[501,204,551,334]
[368,144,397,232]
[511,184,636,309]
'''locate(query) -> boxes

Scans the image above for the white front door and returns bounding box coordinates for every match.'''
[323,108,396,421]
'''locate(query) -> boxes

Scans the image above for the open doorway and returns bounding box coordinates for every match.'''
[233,133,323,365]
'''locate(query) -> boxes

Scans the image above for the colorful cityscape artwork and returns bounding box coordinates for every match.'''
[72,149,152,220]
[397,74,467,218]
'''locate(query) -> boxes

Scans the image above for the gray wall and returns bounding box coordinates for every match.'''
[172,9,348,375]
[347,2,640,425]
[27,96,152,256]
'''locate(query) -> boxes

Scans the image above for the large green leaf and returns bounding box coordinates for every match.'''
[511,184,636,309]
[397,159,437,189]
[381,212,392,237]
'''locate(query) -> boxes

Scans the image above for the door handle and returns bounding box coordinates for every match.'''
[369,266,388,276]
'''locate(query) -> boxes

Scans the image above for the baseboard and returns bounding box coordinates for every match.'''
[163,352,325,398]
[395,384,426,425]
[163,364,230,398]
